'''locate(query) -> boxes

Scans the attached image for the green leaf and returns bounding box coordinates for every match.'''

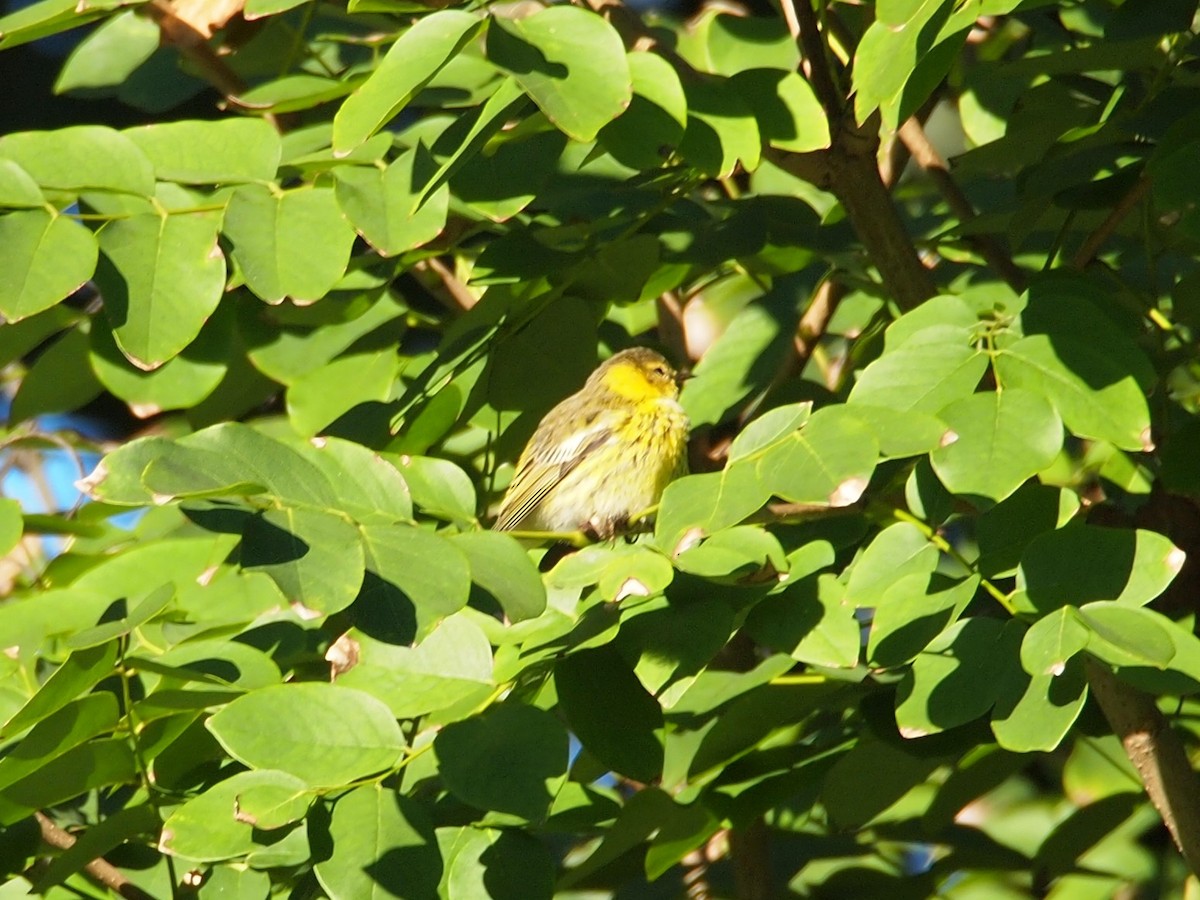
[895,616,1013,737]
[0,739,136,826]
[556,647,664,783]
[333,10,484,153]
[64,583,174,650]
[845,521,939,609]
[846,405,950,460]
[977,483,1080,578]
[125,118,281,184]
[435,703,568,822]
[294,437,413,524]
[756,405,878,507]
[2,643,118,737]
[0,0,110,52]
[0,159,45,207]
[0,125,154,195]
[334,149,450,256]
[674,525,786,581]
[456,128,567,223]
[744,575,860,668]
[992,653,1088,753]
[0,498,21,557]
[653,466,768,556]
[242,507,366,615]
[336,615,493,719]
[389,454,477,523]
[1018,525,1184,613]
[678,76,761,177]
[487,7,631,142]
[995,334,1152,452]
[929,388,1063,502]
[849,329,988,413]
[1077,602,1176,668]
[286,349,399,437]
[1021,606,1091,676]
[161,770,312,861]
[598,51,687,169]
[437,826,553,900]
[223,184,356,304]
[314,787,442,900]
[206,683,406,787]
[449,531,546,622]
[95,210,226,368]
[0,695,119,791]
[359,524,471,637]
[706,14,800,74]
[88,300,229,415]
[821,737,942,829]
[729,68,830,153]
[0,209,98,321]
[54,11,159,93]
[869,574,979,667]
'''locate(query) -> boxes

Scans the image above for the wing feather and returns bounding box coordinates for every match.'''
[494,411,621,531]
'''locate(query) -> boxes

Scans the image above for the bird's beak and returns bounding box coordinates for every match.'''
[674,370,694,386]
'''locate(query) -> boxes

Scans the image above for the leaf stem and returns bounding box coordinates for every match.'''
[890,508,1017,615]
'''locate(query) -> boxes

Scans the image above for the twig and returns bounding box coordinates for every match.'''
[33,813,157,900]
[416,257,478,311]
[145,0,280,130]
[1085,660,1200,877]
[897,117,1027,292]
[1071,174,1152,270]
[791,0,843,120]
[794,278,842,360]
[656,291,690,363]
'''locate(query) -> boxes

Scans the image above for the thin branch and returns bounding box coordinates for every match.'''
[897,117,1027,292]
[1085,660,1200,877]
[416,257,478,311]
[794,278,842,361]
[1071,174,1152,270]
[792,0,843,120]
[146,0,282,130]
[33,813,157,900]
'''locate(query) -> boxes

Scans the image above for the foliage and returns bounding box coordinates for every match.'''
[2,0,1200,897]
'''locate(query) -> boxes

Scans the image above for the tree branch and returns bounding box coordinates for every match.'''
[897,117,1027,293]
[33,813,157,900]
[1084,660,1200,877]
[791,0,843,120]
[1071,174,1152,270]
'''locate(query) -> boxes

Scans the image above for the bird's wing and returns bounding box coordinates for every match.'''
[494,410,621,531]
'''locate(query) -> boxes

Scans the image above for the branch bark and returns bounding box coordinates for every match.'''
[1085,660,1200,877]
[897,117,1027,293]
[33,813,158,900]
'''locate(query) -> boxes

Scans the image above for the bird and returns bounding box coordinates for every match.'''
[494,347,690,540]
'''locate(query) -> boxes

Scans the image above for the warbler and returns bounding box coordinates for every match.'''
[494,347,690,539]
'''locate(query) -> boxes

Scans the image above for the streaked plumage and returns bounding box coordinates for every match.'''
[494,348,689,539]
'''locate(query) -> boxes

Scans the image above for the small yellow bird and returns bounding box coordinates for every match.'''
[494,347,690,539]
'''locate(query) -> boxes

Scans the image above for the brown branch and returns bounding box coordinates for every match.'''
[897,118,1027,293]
[792,0,843,120]
[146,0,283,131]
[416,257,478,311]
[1084,660,1200,877]
[34,813,157,900]
[1071,174,1152,270]
[728,817,772,900]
